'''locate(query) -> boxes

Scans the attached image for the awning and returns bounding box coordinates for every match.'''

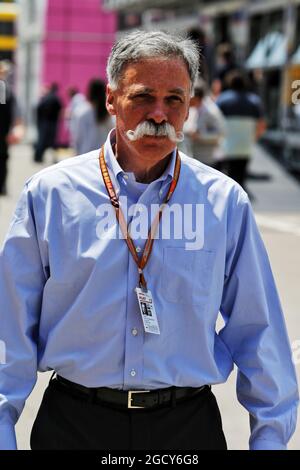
[103,0,179,11]
[246,31,287,69]
[267,33,288,67]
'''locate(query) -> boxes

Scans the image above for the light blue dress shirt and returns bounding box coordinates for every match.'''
[0,130,298,450]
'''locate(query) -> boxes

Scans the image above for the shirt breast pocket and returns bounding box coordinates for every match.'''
[161,247,214,305]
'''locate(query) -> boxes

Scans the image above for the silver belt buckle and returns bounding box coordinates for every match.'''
[128,390,150,409]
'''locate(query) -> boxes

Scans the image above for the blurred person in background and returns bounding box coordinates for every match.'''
[216,70,266,189]
[182,79,225,167]
[0,61,24,196]
[72,78,114,155]
[65,87,86,149]
[34,83,62,163]
[211,43,237,100]
[187,28,214,84]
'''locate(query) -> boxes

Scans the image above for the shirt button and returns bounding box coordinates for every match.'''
[123,174,129,180]
[136,247,141,253]
[159,190,163,197]
[130,369,136,377]
[132,328,138,336]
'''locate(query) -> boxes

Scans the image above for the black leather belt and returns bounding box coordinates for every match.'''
[54,375,210,410]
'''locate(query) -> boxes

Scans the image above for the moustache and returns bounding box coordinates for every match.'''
[126,121,184,143]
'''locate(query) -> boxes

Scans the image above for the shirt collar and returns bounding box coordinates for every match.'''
[103,128,177,192]
[104,129,124,182]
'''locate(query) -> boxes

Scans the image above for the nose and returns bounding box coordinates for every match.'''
[146,101,168,124]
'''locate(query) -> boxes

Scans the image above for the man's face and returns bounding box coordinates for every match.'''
[107,57,191,157]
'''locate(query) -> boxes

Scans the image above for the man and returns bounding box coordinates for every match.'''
[216,70,266,189]
[34,83,62,163]
[211,43,237,97]
[0,31,298,450]
[182,79,225,166]
[0,61,23,196]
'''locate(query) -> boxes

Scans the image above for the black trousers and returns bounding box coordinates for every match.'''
[34,121,58,162]
[0,143,9,194]
[30,379,227,450]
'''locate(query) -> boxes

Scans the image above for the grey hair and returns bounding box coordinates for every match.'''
[107,30,199,94]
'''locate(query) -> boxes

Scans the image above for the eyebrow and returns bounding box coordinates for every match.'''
[129,87,154,94]
[129,87,185,96]
[168,88,185,96]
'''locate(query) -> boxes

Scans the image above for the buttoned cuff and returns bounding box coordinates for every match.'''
[250,439,287,450]
[0,424,17,450]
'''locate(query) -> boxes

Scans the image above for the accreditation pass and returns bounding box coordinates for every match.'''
[135,287,160,335]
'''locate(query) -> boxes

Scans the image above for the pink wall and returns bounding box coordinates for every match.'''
[42,0,116,145]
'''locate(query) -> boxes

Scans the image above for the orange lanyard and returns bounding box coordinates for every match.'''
[99,145,181,290]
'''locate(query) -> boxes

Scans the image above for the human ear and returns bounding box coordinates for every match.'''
[106,84,116,116]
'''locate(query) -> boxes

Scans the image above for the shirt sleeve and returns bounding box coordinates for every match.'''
[219,190,299,450]
[0,185,46,449]
[12,94,23,122]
